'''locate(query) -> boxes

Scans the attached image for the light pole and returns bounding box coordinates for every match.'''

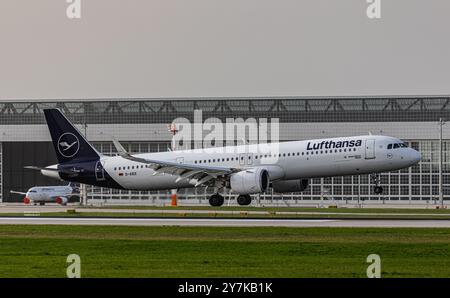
[169,123,179,207]
[81,119,88,206]
[439,118,445,209]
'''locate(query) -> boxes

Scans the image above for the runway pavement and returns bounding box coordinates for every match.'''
[0,217,450,227]
[1,205,450,217]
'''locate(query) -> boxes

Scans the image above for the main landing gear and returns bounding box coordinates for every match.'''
[370,174,383,194]
[209,194,224,207]
[237,195,252,206]
[208,194,253,207]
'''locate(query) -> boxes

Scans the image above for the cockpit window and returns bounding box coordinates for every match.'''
[29,190,37,193]
[388,143,407,150]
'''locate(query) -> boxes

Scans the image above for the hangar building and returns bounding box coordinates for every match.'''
[0,96,449,204]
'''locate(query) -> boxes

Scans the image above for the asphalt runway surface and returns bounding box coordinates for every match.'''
[0,217,449,227]
[1,205,450,217]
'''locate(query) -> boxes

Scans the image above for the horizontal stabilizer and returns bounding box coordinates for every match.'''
[24,166,59,172]
[10,190,27,195]
[24,166,75,175]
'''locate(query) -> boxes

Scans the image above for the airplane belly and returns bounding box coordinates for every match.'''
[278,154,392,180]
[116,172,192,191]
[284,159,335,179]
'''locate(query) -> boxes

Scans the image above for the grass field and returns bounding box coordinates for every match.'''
[0,225,449,278]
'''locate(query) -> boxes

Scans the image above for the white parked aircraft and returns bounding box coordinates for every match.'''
[28,109,421,207]
[10,183,79,205]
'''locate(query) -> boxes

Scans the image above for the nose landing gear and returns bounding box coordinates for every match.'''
[370,174,383,194]
[374,186,383,194]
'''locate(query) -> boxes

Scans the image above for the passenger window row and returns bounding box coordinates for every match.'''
[114,165,150,171]
[192,147,357,164]
[113,147,359,171]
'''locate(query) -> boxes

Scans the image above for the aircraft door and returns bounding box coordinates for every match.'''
[95,161,106,181]
[365,139,376,159]
[239,153,246,166]
[247,153,253,165]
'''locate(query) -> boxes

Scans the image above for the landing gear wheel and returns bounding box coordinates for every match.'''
[209,194,224,207]
[39,202,45,206]
[237,195,252,206]
[374,186,383,194]
[370,174,383,194]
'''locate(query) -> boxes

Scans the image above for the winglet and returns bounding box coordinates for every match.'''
[112,137,129,157]
[111,137,148,164]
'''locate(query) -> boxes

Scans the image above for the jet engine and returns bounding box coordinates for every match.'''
[230,168,269,195]
[272,179,309,193]
[55,197,68,205]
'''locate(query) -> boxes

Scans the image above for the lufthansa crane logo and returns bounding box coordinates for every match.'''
[57,133,80,158]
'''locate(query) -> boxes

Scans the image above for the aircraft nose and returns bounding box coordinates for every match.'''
[410,149,421,164]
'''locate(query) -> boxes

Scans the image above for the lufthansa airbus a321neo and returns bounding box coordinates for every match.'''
[27,109,421,207]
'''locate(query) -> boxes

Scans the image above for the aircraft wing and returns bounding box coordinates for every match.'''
[112,138,239,186]
[10,190,27,195]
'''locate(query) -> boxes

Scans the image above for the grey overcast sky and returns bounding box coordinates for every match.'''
[0,0,449,100]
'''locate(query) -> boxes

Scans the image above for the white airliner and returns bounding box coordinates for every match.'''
[28,109,421,207]
[10,183,79,205]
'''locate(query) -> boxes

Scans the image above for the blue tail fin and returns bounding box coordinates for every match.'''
[44,109,100,164]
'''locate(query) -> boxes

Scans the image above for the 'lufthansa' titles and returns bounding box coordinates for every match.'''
[307,139,362,150]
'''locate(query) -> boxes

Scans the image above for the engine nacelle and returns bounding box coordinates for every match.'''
[272,179,309,193]
[230,168,269,195]
[55,197,68,205]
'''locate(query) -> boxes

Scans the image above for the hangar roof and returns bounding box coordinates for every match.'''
[0,95,449,125]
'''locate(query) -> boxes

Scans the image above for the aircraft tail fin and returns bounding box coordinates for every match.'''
[44,109,101,164]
